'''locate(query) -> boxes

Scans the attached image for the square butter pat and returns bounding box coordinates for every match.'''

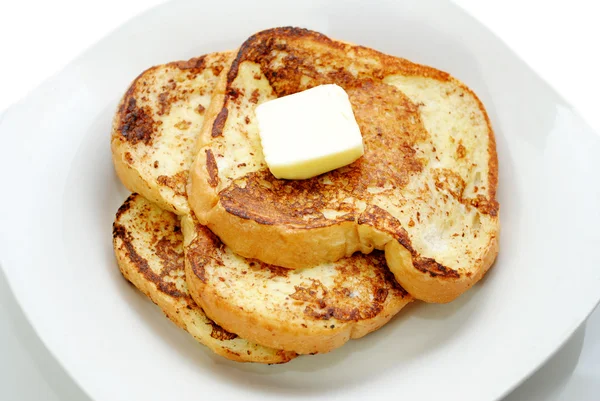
[255,84,364,180]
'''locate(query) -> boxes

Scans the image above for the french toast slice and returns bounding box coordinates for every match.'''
[111,52,232,215]
[188,27,500,303]
[182,213,412,355]
[112,194,296,363]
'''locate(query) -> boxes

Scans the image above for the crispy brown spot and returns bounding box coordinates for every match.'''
[119,98,156,145]
[288,251,407,321]
[186,224,223,283]
[156,81,177,116]
[157,171,188,197]
[413,257,460,279]
[266,266,289,278]
[174,120,192,130]
[153,161,159,168]
[456,142,466,159]
[196,104,206,114]
[205,149,219,188]
[227,88,242,101]
[245,259,289,278]
[124,152,133,164]
[249,89,260,104]
[211,63,224,77]
[208,321,238,341]
[172,55,207,71]
[434,169,498,216]
[155,236,184,276]
[468,195,499,217]
[212,107,228,137]
[157,92,169,115]
[434,168,466,201]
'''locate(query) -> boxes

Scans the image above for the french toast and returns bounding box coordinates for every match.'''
[110,52,411,358]
[112,52,232,215]
[112,193,296,363]
[182,213,412,354]
[188,27,500,303]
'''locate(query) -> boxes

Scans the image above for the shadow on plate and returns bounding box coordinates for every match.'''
[502,323,586,401]
[118,270,480,397]
[1,251,588,401]
[0,270,92,401]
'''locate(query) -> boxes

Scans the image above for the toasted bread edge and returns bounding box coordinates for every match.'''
[111,65,186,215]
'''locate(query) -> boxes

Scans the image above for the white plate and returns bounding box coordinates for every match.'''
[1,0,599,400]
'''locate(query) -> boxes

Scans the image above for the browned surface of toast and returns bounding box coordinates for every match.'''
[111,52,232,215]
[182,214,412,354]
[189,27,499,303]
[112,194,296,363]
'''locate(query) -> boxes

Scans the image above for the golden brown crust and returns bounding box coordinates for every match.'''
[189,27,500,303]
[211,108,228,138]
[117,96,158,146]
[113,221,187,299]
[183,215,412,354]
[111,52,232,215]
[113,194,297,363]
[226,27,452,90]
[216,80,428,227]
[114,55,215,146]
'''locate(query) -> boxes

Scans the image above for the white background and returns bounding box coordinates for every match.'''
[0,0,598,400]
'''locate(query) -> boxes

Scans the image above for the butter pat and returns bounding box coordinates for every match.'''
[255,84,364,180]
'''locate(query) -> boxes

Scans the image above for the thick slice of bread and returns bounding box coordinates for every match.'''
[188,27,500,303]
[182,214,412,355]
[112,52,232,215]
[112,194,296,363]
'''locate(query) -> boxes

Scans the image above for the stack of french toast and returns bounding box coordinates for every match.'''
[111,27,499,364]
